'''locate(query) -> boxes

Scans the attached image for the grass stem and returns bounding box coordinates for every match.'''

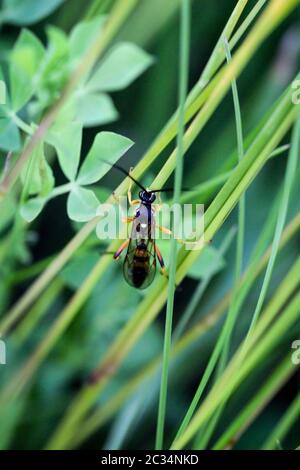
[155,0,190,450]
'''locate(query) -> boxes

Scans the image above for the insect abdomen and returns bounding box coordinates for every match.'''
[131,248,150,288]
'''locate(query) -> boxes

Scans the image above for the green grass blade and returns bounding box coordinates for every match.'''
[194,34,246,449]
[1,0,294,336]
[173,227,236,342]
[213,355,296,449]
[30,101,299,449]
[171,250,300,449]
[155,0,191,450]
[4,1,298,449]
[244,109,300,343]
[262,391,300,449]
[49,212,300,448]
[171,286,300,449]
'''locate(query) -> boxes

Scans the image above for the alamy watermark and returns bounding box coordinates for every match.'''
[95,198,205,250]
[291,340,300,365]
[0,340,6,365]
[291,80,300,105]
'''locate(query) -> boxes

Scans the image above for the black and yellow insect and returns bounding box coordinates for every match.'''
[111,164,171,290]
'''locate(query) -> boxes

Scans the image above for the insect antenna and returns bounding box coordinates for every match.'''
[151,187,191,193]
[101,159,147,191]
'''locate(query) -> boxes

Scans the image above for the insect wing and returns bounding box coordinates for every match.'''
[123,238,156,289]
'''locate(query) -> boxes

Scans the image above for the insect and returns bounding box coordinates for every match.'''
[108,162,177,289]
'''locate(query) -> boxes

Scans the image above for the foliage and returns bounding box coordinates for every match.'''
[0,0,299,452]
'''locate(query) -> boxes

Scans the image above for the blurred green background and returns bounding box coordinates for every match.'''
[0,0,299,450]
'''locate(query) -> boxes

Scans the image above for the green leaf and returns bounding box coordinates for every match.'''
[76,91,118,127]
[35,26,69,111]
[47,121,82,181]
[20,197,46,223]
[77,131,134,185]
[187,245,226,280]
[2,0,65,25]
[21,144,54,197]
[86,42,154,92]
[0,118,21,151]
[69,16,106,62]
[67,186,100,222]
[9,29,45,111]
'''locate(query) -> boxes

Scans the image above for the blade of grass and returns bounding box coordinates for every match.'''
[262,391,300,449]
[5,140,288,351]
[194,34,246,449]
[71,228,237,448]
[40,78,300,448]
[151,0,298,190]
[2,1,291,338]
[176,101,296,286]
[2,1,297,447]
[173,226,237,342]
[0,0,286,334]
[243,109,300,343]
[212,354,297,449]
[171,257,300,449]
[180,144,289,205]
[49,211,300,448]
[70,218,294,449]
[12,279,63,347]
[46,106,298,450]
[179,0,250,103]
[171,103,298,444]
[2,120,287,409]
[85,0,114,20]
[155,0,190,450]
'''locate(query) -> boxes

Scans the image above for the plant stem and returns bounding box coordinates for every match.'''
[262,391,300,450]
[213,355,296,449]
[47,211,300,449]
[244,108,300,343]
[9,112,34,135]
[195,34,246,449]
[48,108,297,450]
[171,105,298,445]
[155,0,190,450]
[12,279,63,347]
[173,227,236,343]
[0,0,264,334]
[171,286,300,449]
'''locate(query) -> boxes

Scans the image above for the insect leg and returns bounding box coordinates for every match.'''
[155,244,169,279]
[122,216,135,224]
[155,244,183,290]
[156,224,185,244]
[157,224,172,236]
[113,239,130,260]
[156,224,203,248]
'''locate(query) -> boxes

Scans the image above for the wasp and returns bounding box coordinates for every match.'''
[105,162,201,289]
[107,162,180,289]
